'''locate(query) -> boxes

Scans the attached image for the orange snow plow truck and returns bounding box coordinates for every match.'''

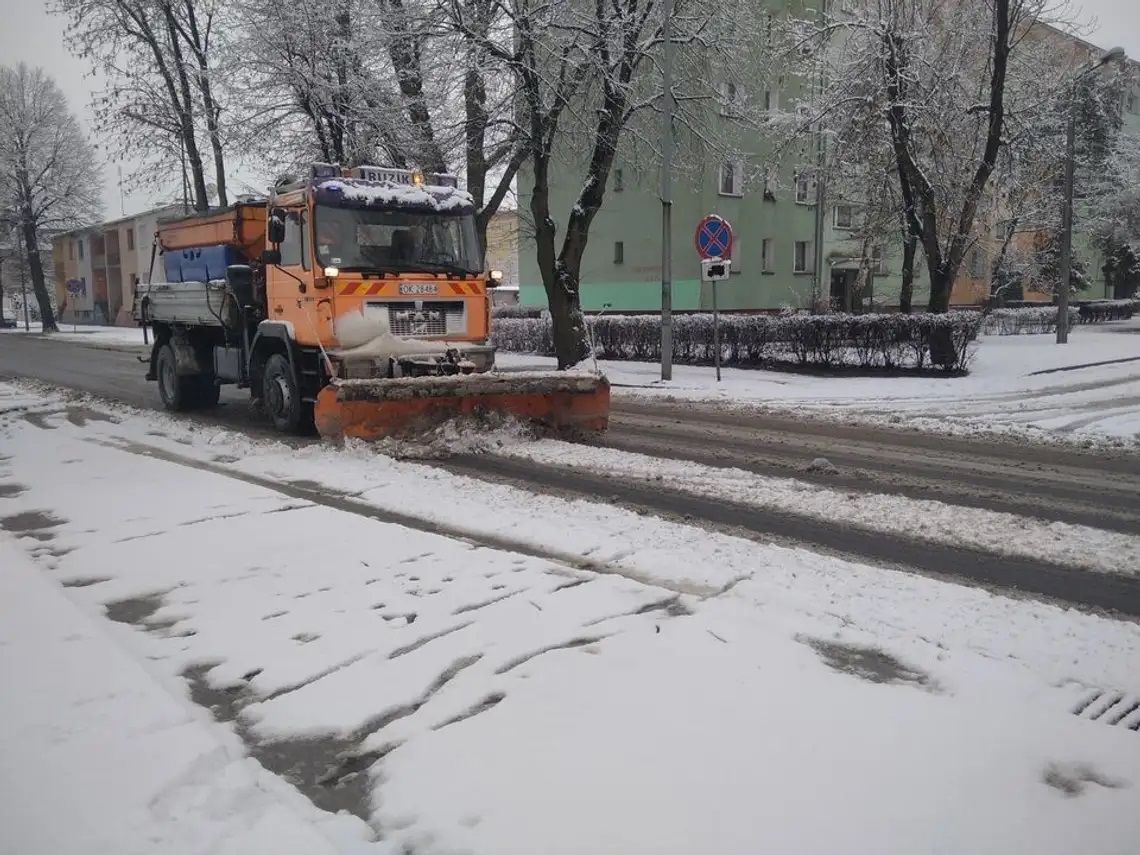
[133,164,608,440]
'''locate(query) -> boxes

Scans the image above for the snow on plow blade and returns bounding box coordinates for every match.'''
[314,371,610,441]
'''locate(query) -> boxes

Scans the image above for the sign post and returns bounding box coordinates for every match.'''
[66,278,85,332]
[695,215,734,383]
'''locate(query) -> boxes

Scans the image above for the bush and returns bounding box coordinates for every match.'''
[493,311,983,372]
[980,306,1078,335]
[490,304,544,319]
[1075,299,1135,324]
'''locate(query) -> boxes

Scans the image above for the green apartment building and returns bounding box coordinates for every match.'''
[515,13,1140,313]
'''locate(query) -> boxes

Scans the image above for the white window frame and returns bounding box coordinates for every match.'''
[795,170,815,205]
[761,238,774,272]
[833,204,855,230]
[613,241,624,265]
[794,240,812,273]
[613,168,623,192]
[719,159,744,197]
[969,249,983,278]
[721,81,741,116]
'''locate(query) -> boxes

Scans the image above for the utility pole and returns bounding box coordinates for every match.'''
[1058,46,1125,344]
[659,0,675,380]
[17,231,30,332]
[811,0,828,313]
[1057,100,1076,344]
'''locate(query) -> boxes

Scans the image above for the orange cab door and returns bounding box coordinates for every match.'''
[266,207,327,346]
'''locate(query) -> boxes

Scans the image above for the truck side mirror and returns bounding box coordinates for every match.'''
[268,208,287,245]
[225,264,255,307]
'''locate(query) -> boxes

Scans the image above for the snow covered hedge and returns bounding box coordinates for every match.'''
[981,300,1134,335]
[493,312,983,372]
[1076,300,1135,324]
[981,306,1078,336]
[491,305,544,319]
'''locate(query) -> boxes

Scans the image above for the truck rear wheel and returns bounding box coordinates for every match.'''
[262,353,311,433]
[157,343,219,410]
[157,344,194,411]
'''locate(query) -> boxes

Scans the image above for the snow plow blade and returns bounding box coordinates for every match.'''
[314,371,610,441]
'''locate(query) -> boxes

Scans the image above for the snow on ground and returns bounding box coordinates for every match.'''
[0,541,376,855]
[501,439,1140,576]
[0,321,148,348]
[3,380,1140,854]
[499,319,1140,445]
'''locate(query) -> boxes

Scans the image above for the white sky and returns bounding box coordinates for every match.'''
[1,0,1138,221]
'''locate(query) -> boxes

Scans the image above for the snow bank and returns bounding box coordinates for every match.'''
[501,440,1140,576]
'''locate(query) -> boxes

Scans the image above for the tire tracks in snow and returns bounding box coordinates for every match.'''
[80,434,714,598]
[440,453,1140,619]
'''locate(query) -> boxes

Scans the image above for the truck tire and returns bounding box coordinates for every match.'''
[156,343,195,411]
[262,353,311,433]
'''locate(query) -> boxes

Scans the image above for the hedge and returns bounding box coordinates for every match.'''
[981,300,1135,335]
[493,312,983,372]
[980,306,1078,336]
[490,304,544,319]
[1076,300,1135,324]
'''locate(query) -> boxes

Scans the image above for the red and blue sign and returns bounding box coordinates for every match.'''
[695,214,734,260]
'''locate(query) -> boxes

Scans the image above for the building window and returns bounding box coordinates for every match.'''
[614,241,624,264]
[77,239,84,260]
[1127,91,1137,113]
[721,81,740,115]
[834,205,855,229]
[969,249,983,278]
[794,240,812,273]
[795,170,815,204]
[719,159,743,196]
[761,238,774,272]
[763,89,778,113]
[68,241,74,260]
[613,168,623,192]
[872,246,885,273]
[126,228,135,251]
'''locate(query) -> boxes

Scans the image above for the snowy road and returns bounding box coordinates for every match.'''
[3,382,1140,854]
[2,332,1139,615]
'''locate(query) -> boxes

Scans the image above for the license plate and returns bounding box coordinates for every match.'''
[398,282,438,296]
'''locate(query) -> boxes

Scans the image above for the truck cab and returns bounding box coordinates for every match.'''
[264,164,494,370]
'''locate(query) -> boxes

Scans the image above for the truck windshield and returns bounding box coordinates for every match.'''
[314,206,483,274]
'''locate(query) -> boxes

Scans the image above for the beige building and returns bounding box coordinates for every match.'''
[53,204,185,326]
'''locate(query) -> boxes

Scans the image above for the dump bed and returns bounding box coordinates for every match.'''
[156,202,268,259]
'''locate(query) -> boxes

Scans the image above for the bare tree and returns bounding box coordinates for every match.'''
[777,0,1069,323]
[451,0,757,367]
[0,64,102,331]
[54,0,230,211]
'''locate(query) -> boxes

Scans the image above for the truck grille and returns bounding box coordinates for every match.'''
[370,301,466,337]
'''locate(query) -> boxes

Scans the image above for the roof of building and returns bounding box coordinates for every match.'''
[52,203,189,240]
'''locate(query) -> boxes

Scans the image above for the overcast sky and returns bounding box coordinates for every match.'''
[1,0,1138,220]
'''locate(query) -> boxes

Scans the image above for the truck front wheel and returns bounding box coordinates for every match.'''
[262,353,311,433]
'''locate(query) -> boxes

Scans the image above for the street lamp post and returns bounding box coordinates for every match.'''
[1057,46,1126,344]
[659,0,675,380]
